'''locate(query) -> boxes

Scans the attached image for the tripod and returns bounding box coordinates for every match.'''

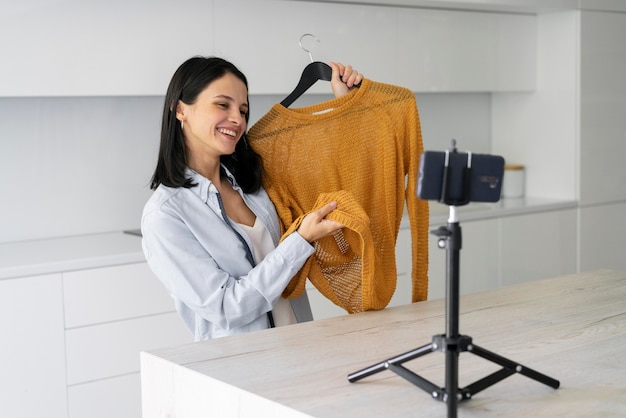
[347,204,560,417]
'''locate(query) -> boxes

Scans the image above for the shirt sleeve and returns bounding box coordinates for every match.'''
[141,207,315,331]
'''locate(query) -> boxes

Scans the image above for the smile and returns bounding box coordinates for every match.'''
[218,128,237,137]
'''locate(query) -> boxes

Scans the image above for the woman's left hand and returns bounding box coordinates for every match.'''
[329,62,363,98]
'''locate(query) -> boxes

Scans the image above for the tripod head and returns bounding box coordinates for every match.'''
[417,140,505,207]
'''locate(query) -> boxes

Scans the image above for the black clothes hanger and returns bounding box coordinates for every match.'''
[281,34,361,108]
[280,61,332,108]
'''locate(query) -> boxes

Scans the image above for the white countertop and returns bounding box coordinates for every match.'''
[427,196,577,226]
[0,232,145,280]
[0,197,577,281]
[141,270,626,417]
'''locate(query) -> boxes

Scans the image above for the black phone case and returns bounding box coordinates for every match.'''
[417,151,505,203]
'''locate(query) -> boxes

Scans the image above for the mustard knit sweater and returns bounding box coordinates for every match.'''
[248,79,429,313]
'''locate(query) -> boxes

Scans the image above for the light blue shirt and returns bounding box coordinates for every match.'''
[141,167,314,340]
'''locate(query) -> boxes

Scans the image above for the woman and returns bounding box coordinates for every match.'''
[142,56,363,341]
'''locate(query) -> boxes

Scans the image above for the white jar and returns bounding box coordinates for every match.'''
[502,165,525,198]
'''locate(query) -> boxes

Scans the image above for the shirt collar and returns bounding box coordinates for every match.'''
[185,165,239,203]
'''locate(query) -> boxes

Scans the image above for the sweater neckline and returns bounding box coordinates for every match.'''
[271,78,371,121]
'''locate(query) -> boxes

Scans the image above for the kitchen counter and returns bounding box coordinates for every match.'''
[0,231,144,280]
[0,197,576,281]
[141,269,626,417]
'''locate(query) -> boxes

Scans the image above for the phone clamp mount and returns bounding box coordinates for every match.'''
[347,140,560,418]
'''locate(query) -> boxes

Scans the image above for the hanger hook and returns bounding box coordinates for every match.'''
[299,33,320,63]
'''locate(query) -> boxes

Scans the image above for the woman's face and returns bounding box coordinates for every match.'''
[178,72,249,160]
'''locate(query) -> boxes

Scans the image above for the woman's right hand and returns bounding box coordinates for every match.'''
[329,62,363,98]
[297,201,344,243]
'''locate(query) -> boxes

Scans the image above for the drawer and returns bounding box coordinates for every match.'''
[63,262,174,328]
[68,373,140,418]
[65,312,192,385]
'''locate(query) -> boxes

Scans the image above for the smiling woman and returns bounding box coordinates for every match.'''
[176,73,249,176]
[141,56,362,341]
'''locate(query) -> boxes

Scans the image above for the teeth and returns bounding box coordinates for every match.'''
[218,128,236,137]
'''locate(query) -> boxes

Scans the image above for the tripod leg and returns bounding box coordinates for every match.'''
[446,348,459,418]
[462,368,516,398]
[348,342,434,382]
[467,344,560,391]
[387,363,442,398]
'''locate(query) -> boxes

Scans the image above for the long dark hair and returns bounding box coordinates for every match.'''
[150,56,263,193]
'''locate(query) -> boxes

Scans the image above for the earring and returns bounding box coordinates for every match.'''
[180,120,184,130]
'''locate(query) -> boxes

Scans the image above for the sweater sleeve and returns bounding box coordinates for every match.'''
[403,94,430,302]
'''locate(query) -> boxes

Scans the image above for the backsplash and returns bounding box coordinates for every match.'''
[0,92,490,244]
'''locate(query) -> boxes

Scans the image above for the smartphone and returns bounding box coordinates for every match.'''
[417,150,505,204]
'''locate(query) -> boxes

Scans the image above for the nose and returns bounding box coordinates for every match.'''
[229,109,245,126]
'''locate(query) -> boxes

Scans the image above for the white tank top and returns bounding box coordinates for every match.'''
[237,217,297,327]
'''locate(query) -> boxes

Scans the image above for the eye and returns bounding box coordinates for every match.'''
[240,109,248,117]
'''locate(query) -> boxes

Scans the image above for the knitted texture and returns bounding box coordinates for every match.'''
[282,190,377,313]
[248,79,429,313]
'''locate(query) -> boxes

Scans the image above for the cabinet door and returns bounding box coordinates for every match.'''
[579,202,626,272]
[0,0,215,96]
[63,262,175,328]
[214,0,398,95]
[580,11,626,204]
[397,9,535,92]
[500,209,577,286]
[65,312,192,386]
[68,374,141,418]
[0,274,67,418]
[63,262,193,417]
[428,218,500,300]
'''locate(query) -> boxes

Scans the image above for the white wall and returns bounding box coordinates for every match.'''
[0,96,161,243]
[0,92,490,244]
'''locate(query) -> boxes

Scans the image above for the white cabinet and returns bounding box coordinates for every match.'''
[0,259,194,418]
[492,9,626,272]
[579,11,626,204]
[389,218,499,305]
[214,0,398,95]
[308,208,577,320]
[499,209,577,286]
[432,209,577,294]
[68,374,141,418]
[0,274,67,418]
[63,262,193,418]
[63,262,175,328]
[218,0,535,95]
[0,0,215,96]
[397,9,536,92]
[65,312,190,385]
[0,0,536,96]
[579,202,626,273]
[576,11,626,272]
